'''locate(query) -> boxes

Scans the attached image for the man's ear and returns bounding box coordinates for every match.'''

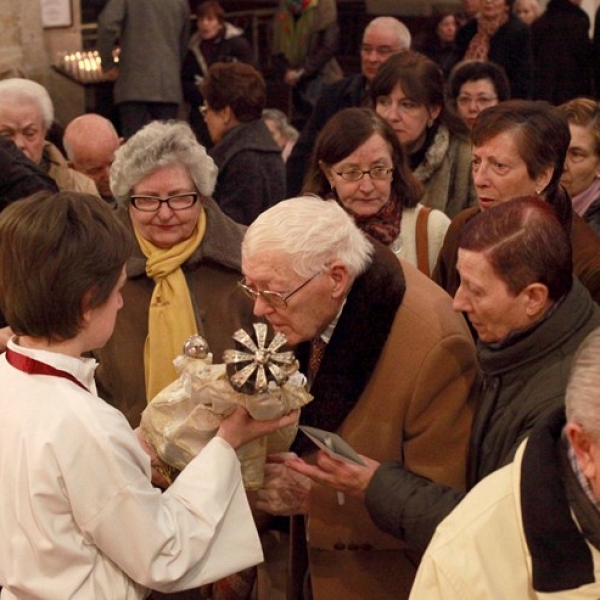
[566,422,598,481]
[523,282,550,319]
[327,260,350,299]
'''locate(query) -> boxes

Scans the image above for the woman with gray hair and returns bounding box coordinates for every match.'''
[0,78,97,195]
[93,120,254,432]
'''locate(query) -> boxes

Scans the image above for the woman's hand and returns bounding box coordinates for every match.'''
[254,452,312,516]
[286,450,380,501]
[0,326,13,353]
[216,406,299,450]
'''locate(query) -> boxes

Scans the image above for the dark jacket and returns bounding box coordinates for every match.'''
[286,73,369,196]
[365,278,600,554]
[0,136,59,329]
[531,0,592,105]
[456,14,533,99]
[0,136,58,212]
[584,198,600,239]
[433,202,600,305]
[181,24,255,147]
[208,119,286,225]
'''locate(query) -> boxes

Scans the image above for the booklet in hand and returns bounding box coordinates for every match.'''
[299,425,366,466]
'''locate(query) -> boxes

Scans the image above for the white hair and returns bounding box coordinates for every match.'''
[262,108,299,143]
[242,196,374,279]
[0,78,54,130]
[110,120,218,204]
[364,17,412,51]
[566,326,600,439]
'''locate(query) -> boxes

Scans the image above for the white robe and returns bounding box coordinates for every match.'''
[0,339,262,599]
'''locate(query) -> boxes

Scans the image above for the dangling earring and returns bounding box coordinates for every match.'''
[427,119,434,128]
[535,189,542,196]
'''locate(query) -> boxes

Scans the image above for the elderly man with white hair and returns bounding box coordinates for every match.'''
[0,78,98,195]
[410,324,600,599]
[241,196,477,599]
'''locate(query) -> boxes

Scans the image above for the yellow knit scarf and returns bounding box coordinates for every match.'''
[134,210,206,402]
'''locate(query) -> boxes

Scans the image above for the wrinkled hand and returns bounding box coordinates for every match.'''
[134,427,172,489]
[254,453,312,516]
[286,450,380,501]
[0,326,13,353]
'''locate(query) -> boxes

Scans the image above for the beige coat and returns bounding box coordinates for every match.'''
[305,259,478,600]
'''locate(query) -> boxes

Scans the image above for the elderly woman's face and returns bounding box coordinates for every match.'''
[321,133,394,218]
[561,124,600,198]
[471,130,552,211]
[0,100,46,164]
[129,163,201,248]
[456,78,499,129]
[375,83,441,154]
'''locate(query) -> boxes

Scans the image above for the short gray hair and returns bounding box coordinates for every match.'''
[110,120,218,204]
[566,327,600,440]
[262,108,299,143]
[0,78,54,130]
[242,196,374,280]
[364,17,412,51]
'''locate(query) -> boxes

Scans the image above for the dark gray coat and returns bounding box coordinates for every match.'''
[209,119,286,225]
[365,278,600,554]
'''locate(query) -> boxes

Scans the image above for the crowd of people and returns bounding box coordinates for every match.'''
[3,0,600,599]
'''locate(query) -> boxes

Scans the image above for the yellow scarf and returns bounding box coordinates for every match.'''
[134,210,206,402]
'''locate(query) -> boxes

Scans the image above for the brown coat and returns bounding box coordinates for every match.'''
[434,206,600,304]
[93,198,254,427]
[300,251,478,600]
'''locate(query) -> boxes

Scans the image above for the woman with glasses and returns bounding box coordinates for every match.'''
[303,107,450,276]
[92,120,253,433]
[371,51,477,219]
[558,98,600,240]
[199,62,286,226]
[447,59,510,129]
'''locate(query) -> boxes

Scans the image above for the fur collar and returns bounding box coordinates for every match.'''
[413,124,450,184]
[294,241,406,454]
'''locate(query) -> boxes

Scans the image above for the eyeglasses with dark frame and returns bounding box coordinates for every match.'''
[129,193,199,212]
[238,272,320,308]
[334,166,393,182]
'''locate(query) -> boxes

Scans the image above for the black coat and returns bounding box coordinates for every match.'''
[531,0,592,105]
[365,279,600,553]
[0,136,59,328]
[456,14,533,99]
[181,25,255,146]
[286,73,369,196]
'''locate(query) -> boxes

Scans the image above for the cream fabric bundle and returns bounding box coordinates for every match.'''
[140,328,312,490]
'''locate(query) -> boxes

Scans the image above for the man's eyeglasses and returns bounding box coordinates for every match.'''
[334,166,393,182]
[238,273,319,308]
[129,193,199,212]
